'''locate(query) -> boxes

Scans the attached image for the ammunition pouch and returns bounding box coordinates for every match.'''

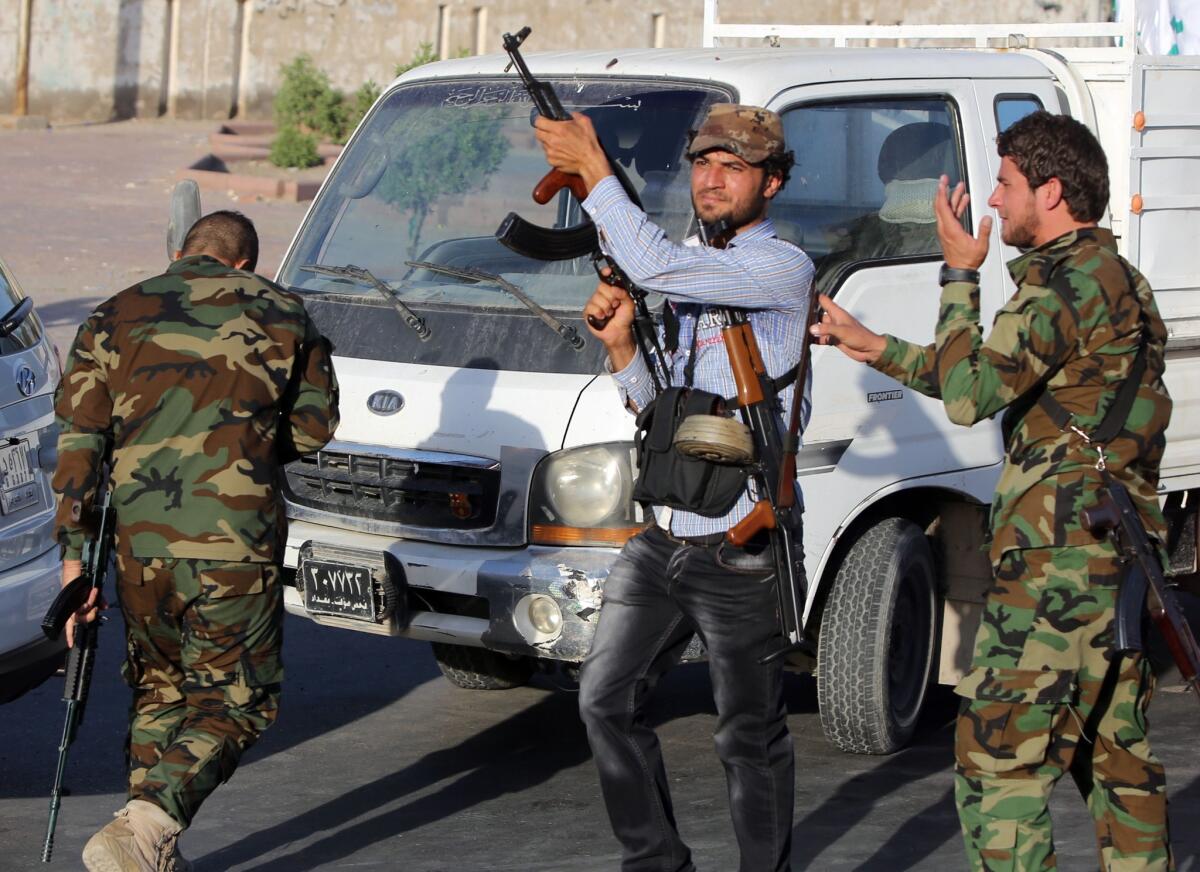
[632,387,749,517]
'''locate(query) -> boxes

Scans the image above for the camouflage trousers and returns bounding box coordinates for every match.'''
[954,542,1173,871]
[115,554,284,828]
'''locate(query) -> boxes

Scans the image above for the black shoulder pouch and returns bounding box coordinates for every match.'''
[631,387,749,517]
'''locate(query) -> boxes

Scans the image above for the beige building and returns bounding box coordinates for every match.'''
[1,0,1113,123]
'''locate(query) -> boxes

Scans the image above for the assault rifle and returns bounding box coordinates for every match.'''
[39,453,116,862]
[1082,477,1200,704]
[497,25,670,390]
[709,228,820,663]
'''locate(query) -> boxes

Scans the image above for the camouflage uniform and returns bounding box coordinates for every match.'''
[53,254,339,827]
[871,228,1174,870]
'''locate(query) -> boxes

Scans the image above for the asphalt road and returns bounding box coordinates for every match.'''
[0,120,1198,872]
[2,613,1198,871]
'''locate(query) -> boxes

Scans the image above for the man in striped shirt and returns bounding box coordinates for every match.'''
[536,104,814,872]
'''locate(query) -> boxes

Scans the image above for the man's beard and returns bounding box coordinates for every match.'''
[1003,218,1041,249]
[694,189,768,233]
[1001,209,1039,249]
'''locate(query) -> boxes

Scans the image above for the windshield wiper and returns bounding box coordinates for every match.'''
[406,260,583,352]
[300,263,431,341]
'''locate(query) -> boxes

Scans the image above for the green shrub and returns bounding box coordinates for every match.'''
[343,80,381,142]
[272,42,456,153]
[395,42,439,77]
[269,125,321,168]
[275,55,348,141]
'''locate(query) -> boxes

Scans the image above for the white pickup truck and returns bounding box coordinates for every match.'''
[272,4,1200,754]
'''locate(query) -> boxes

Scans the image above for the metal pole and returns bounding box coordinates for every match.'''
[702,0,717,48]
[15,0,32,116]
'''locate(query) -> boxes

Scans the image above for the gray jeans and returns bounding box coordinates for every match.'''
[578,525,794,872]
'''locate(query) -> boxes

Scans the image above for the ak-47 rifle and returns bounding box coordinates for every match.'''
[39,451,116,863]
[1082,477,1200,704]
[708,229,821,663]
[496,26,670,391]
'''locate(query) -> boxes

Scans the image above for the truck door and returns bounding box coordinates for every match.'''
[1127,56,1200,481]
[765,81,1004,556]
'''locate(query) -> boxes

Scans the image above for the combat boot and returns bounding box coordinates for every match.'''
[82,799,184,872]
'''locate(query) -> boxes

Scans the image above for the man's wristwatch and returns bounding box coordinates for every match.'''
[938,264,981,286]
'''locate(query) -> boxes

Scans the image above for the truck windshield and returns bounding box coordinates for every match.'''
[280,78,727,321]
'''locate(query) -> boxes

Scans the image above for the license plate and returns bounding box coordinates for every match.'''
[0,440,36,515]
[1,481,38,514]
[300,558,377,621]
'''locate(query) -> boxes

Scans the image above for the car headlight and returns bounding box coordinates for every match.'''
[529,442,647,547]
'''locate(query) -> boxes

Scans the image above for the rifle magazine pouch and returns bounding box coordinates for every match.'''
[632,387,748,517]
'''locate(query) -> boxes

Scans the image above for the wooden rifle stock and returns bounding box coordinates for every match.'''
[1093,482,1200,703]
[726,499,775,547]
[723,322,767,407]
[533,168,590,206]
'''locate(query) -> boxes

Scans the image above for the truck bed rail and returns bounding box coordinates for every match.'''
[701,0,1135,52]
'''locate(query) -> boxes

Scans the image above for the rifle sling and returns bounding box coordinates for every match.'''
[1014,254,1150,449]
[663,301,800,398]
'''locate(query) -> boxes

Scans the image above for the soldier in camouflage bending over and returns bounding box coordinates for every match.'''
[54,211,339,871]
[812,111,1175,870]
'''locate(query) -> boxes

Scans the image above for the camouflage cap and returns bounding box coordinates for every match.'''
[686,104,786,164]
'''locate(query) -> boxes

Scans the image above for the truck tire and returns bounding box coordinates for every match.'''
[817,517,938,755]
[430,642,536,690]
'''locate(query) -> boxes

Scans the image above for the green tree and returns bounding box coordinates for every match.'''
[375,107,509,258]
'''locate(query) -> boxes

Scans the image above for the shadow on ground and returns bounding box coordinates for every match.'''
[792,686,961,871]
[0,613,441,800]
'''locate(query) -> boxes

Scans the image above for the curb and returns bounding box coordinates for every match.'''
[178,123,342,202]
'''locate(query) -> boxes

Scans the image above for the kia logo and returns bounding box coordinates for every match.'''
[15,365,35,398]
[367,390,404,416]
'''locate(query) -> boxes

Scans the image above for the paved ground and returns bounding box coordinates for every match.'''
[0,118,309,356]
[1,120,1198,872]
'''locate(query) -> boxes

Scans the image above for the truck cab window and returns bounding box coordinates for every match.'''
[995,95,1043,132]
[775,98,964,294]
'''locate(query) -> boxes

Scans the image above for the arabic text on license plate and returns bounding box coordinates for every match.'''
[0,481,38,514]
[301,559,376,621]
[0,439,34,490]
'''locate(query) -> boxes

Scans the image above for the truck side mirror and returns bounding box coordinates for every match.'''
[167,180,201,260]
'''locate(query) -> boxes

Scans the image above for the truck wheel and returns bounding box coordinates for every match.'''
[817,517,938,755]
[430,642,536,690]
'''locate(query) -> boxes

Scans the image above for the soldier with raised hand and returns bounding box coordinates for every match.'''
[53,211,340,872]
[812,110,1174,870]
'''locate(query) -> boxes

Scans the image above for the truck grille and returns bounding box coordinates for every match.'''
[284,444,501,530]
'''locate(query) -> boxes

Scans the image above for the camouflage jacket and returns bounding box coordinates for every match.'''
[53,255,340,562]
[872,227,1171,565]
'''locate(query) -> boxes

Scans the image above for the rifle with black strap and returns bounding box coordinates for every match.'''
[1082,477,1200,703]
[39,448,115,863]
[1030,254,1198,702]
[497,25,670,391]
[712,249,820,663]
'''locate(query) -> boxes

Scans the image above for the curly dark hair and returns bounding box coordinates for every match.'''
[996,111,1108,223]
[759,149,795,193]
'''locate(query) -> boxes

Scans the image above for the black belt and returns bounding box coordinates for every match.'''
[656,526,725,548]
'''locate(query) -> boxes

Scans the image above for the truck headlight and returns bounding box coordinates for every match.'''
[529,442,647,547]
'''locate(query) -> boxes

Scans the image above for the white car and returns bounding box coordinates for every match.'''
[0,255,63,703]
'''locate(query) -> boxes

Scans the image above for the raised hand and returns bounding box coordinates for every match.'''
[934,174,992,270]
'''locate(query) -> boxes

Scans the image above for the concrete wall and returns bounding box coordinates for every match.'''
[1,0,1113,123]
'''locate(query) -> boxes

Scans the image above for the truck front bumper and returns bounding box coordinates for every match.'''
[283,519,620,662]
